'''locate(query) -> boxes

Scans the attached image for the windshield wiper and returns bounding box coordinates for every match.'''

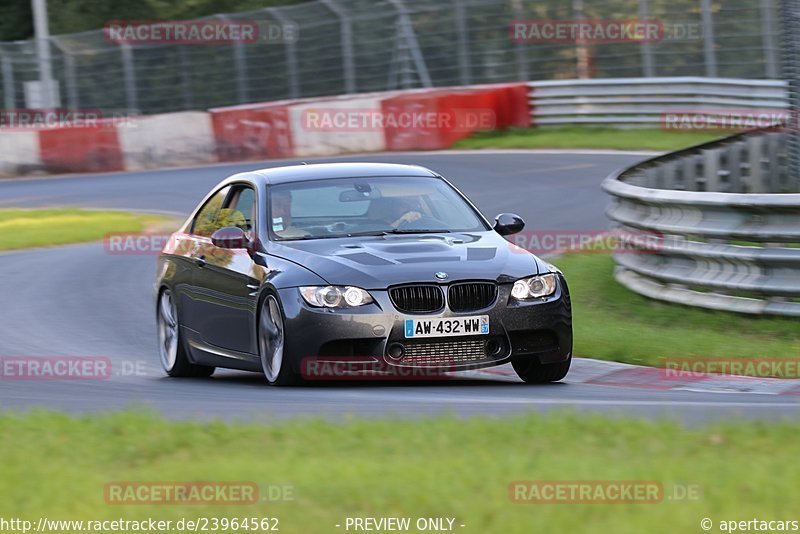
[282,229,454,240]
[381,228,452,235]
[339,229,451,237]
[278,234,338,241]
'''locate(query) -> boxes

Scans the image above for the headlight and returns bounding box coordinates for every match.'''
[300,286,374,308]
[511,274,558,299]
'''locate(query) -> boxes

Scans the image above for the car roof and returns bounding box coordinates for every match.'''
[248,162,440,185]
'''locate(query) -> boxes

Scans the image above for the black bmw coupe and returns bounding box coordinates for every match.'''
[155,163,572,385]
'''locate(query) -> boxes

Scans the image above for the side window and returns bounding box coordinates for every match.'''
[192,186,231,237]
[215,186,255,238]
[229,187,256,233]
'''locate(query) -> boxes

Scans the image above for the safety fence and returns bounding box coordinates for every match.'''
[0,0,783,115]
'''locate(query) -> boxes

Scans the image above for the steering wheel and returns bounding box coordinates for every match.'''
[396,215,448,230]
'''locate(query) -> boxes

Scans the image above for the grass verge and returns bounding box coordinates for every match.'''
[0,209,174,251]
[1,410,799,533]
[454,126,722,152]
[552,252,800,368]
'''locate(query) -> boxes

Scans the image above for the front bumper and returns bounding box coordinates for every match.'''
[277,275,572,376]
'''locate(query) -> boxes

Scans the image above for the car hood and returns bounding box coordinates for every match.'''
[267,232,545,289]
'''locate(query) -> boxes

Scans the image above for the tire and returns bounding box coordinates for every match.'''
[157,289,215,378]
[258,293,300,386]
[512,354,571,384]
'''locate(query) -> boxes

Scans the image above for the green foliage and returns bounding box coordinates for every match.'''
[0,0,33,42]
[0,0,305,40]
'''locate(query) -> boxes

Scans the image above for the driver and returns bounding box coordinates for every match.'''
[385,198,423,228]
[271,189,309,238]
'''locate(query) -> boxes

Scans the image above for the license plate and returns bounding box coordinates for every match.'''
[404,315,489,338]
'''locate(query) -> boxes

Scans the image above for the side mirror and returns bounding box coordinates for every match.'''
[493,213,525,236]
[211,226,251,250]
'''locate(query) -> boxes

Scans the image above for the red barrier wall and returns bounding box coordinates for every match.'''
[492,83,531,128]
[382,83,530,151]
[210,104,294,162]
[27,84,530,175]
[39,125,124,173]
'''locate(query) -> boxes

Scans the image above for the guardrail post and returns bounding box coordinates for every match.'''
[693,154,707,191]
[764,133,781,191]
[662,161,679,190]
[723,145,743,193]
[744,136,764,193]
[683,154,700,191]
[704,149,721,192]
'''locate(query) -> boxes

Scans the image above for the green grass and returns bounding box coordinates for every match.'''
[553,253,800,369]
[454,127,723,152]
[1,411,799,533]
[0,209,173,251]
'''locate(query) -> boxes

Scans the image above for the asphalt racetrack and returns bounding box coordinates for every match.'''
[1,150,798,423]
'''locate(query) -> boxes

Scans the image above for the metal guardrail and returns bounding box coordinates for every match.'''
[602,128,800,317]
[529,77,788,126]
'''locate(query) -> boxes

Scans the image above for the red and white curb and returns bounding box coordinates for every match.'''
[463,358,800,395]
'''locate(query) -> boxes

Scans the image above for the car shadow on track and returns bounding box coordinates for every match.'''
[196,370,569,389]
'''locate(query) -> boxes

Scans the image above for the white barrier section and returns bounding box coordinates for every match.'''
[289,97,388,157]
[119,112,217,170]
[0,131,41,176]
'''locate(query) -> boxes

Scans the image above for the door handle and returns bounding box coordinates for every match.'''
[195,255,206,267]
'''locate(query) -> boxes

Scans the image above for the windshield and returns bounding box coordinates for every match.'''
[268,176,487,240]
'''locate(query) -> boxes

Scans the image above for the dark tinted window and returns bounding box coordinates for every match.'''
[228,187,256,233]
[192,186,230,237]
